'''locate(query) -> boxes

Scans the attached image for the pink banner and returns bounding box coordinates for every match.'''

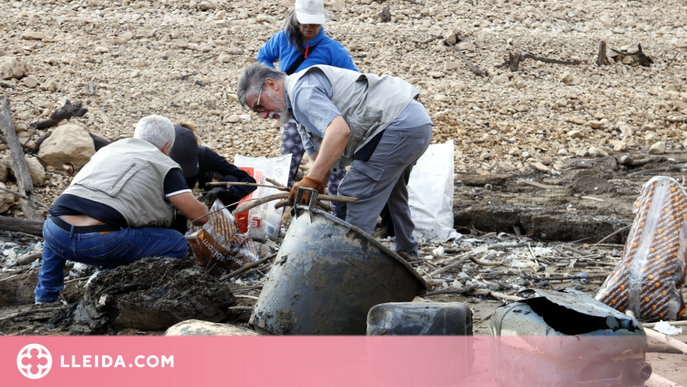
[1,336,649,386]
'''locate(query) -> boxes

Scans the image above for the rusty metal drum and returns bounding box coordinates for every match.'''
[249,193,427,335]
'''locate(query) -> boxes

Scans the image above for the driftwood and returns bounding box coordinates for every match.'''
[610,43,654,67]
[0,185,50,210]
[17,252,42,265]
[596,41,611,66]
[497,52,581,72]
[0,307,60,323]
[233,192,356,215]
[34,100,88,129]
[444,40,488,77]
[0,215,44,236]
[220,252,277,282]
[0,96,43,221]
[379,6,391,22]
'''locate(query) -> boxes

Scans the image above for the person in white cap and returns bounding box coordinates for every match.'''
[257,0,357,219]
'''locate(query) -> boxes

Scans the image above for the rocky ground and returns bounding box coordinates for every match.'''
[1,0,687,384]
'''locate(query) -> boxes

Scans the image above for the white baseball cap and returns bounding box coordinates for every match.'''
[295,0,326,25]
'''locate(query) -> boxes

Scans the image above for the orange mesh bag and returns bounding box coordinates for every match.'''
[596,176,687,320]
[186,200,259,273]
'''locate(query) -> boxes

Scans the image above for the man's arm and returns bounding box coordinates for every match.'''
[307,115,350,181]
[168,192,209,226]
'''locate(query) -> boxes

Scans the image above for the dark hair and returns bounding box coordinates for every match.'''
[283,11,305,55]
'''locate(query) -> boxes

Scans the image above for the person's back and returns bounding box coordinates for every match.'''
[34,115,209,304]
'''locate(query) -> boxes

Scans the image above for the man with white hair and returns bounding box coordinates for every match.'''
[237,63,433,258]
[34,115,209,304]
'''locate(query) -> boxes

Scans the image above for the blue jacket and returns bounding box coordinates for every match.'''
[257,27,358,73]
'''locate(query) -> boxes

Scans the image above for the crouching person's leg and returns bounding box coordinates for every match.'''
[34,220,69,303]
[116,227,189,263]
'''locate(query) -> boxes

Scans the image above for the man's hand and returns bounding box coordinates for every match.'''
[204,187,239,206]
[289,176,325,205]
[168,192,209,226]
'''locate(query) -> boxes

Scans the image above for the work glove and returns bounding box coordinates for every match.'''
[204,187,239,206]
[288,176,325,205]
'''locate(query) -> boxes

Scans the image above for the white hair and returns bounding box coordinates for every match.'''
[134,115,175,149]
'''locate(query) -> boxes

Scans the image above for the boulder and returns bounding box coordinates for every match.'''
[0,56,26,80]
[38,124,96,170]
[0,182,16,214]
[24,156,46,187]
[164,319,260,336]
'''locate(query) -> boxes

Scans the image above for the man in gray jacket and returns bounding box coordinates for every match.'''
[34,115,209,303]
[237,63,432,258]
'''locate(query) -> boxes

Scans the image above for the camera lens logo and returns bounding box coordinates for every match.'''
[17,344,52,379]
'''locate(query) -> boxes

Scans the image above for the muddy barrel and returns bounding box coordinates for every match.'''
[249,198,427,335]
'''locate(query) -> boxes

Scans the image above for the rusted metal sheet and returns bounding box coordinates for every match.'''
[491,289,650,387]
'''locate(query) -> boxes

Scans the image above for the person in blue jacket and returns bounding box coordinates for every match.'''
[256,0,357,218]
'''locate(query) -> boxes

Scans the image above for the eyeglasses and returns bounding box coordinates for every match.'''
[252,84,265,113]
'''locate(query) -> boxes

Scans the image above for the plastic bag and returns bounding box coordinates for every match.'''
[407,140,461,242]
[233,154,291,241]
[595,176,687,320]
[186,200,259,273]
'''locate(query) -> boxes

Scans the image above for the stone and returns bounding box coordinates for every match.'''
[21,30,44,40]
[434,94,449,102]
[227,115,240,123]
[514,104,529,112]
[0,182,16,214]
[557,148,568,155]
[0,56,26,80]
[560,72,581,85]
[618,124,633,138]
[256,14,277,24]
[24,156,45,187]
[112,32,133,45]
[567,116,586,125]
[492,74,509,85]
[648,141,665,155]
[530,162,549,173]
[197,1,218,10]
[444,61,460,71]
[136,26,156,39]
[568,130,584,139]
[164,319,259,336]
[640,123,658,131]
[94,46,110,54]
[457,42,475,52]
[37,124,96,170]
[428,71,445,78]
[587,120,604,129]
[644,131,658,141]
[588,147,609,158]
[218,54,231,63]
[23,75,39,88]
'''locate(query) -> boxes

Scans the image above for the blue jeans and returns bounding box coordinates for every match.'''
[34,217,189,303]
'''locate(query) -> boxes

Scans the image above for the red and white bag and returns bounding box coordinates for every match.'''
[596,176,687,320]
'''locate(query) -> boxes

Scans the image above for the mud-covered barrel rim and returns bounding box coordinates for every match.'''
[293,203,428,292]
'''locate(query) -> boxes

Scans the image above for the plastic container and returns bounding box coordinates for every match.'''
[367,302,473,335]
[249,190,427,335]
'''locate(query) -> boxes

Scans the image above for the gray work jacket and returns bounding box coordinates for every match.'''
[64,138,180,228]
[283,65,419,165]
